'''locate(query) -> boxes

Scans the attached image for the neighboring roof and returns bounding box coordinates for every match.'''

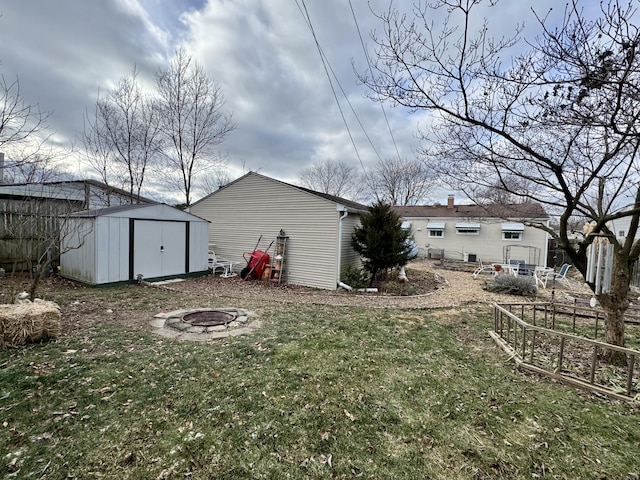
[392,202,548,220]
[0,179,157,204]
[191,171,370,213]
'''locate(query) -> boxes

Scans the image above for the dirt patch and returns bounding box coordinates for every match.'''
[1,260,590,337]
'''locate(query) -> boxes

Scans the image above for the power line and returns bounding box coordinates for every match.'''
[348,0,403,163]
[293,0,385,174]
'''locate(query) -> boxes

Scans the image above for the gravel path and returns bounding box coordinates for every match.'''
[160,261,588,309]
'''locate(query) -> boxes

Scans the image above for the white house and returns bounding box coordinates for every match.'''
[60,203,209,285]
[189,172,369,290]
[392,196,550,266]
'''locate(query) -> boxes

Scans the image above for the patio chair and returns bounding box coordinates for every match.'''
[472,258,496,279]
[540,263,572,288]
[208,251,236,278]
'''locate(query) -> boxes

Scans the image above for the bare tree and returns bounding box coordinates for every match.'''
[155,49,236,206]
[0,74,52,181]
[0,189,91,300]
[360,0,640,362]
[82,69,160,203]
[195,163,233,198]
[0,74,49,150]
[3,152,68,184]
[298,159,366,201]
[365,157,434,206]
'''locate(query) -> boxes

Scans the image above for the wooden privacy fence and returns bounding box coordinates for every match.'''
[491,302,640,402]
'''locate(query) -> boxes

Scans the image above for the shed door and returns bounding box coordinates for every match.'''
[133,220,186,279]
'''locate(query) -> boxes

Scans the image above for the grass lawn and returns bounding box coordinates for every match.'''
[1,284,639,479]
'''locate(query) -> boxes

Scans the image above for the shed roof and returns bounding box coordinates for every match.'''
[68,203,208,222]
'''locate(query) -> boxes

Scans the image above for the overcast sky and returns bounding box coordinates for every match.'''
[1,0,567,203]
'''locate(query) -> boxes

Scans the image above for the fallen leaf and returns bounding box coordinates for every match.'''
[344,409,356,421]
[419,437,433,448]
[320,430,330,440]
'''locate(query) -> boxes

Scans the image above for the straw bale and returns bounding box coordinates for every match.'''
[0,302,61,348]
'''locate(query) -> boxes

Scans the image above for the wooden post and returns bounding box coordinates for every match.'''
[627,355,635,396]
[558,337,565,373]
[590,346,598,384]
[530,331,536,363]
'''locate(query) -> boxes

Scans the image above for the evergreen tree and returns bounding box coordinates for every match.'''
[352,202,414,285]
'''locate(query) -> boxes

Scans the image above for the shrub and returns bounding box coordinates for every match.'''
[351,202,414,284]
[485,274,537,296]
[340,266,371,289]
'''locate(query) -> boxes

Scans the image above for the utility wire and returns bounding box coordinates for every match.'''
[293,0,385,173]
[348,0,403,163]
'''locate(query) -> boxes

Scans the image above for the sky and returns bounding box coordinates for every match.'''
[1,0,567,203]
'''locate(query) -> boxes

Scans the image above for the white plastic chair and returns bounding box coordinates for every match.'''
[472,258,497,279]
[539,263,572,288]
[208,251,236,278]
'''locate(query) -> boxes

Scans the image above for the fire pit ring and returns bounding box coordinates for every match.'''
[156,307,260,339]
[182,310,237,327]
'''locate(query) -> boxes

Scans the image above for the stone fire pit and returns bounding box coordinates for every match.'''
[150,307,260,341]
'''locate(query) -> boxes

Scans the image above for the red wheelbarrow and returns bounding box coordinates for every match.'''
[241,249,270,279]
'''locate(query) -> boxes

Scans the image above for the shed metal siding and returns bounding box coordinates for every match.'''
[60,204,209,285]
[191,174,345,290]
[60,217,98,284]
[96,217,129,284]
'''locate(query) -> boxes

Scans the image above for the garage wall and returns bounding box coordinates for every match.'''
[339,211,362,279]
[191,173,345,290]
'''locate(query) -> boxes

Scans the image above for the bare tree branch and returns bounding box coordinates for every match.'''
[155,49,236,206]
[360,0,640,359]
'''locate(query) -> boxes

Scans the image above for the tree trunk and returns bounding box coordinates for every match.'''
[597,258,631,366]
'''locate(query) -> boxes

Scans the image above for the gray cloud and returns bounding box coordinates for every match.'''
[1,0,562,200]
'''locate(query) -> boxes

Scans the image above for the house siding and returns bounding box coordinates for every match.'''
[407,217,549,265]
[190,173,362,290]
[339,212,362,278]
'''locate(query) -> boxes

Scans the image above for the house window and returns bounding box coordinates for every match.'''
[501,222,524,241]
[427,223,445,238]
[502,231,522,241]
[619,230,626,237]
[455,223,480,235]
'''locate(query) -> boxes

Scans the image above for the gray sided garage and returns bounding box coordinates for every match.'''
[189,172,368,290]
[60,204,209,285]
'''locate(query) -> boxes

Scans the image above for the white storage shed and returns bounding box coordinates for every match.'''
[60,204,209,285]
